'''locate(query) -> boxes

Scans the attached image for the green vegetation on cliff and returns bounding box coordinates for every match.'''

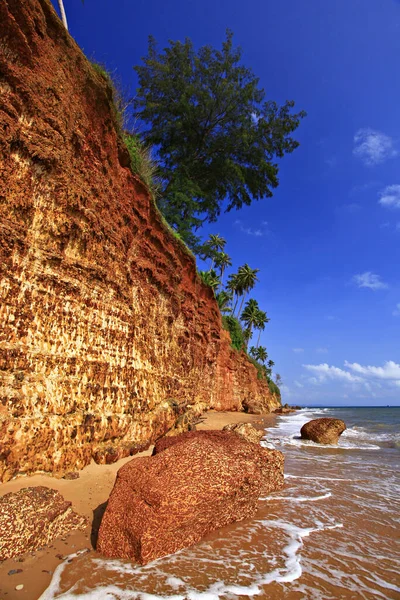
[89,41,284,401]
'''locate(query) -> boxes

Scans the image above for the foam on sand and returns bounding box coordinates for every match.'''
[261,492,332,502]
[39,518,343,600]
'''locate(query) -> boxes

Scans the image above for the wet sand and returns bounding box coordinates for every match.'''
[0,411,275,600]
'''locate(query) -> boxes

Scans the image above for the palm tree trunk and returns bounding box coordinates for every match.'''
[237,292,247,318]
[245,325,253,349]
[233,293,239,315]
[58,0,69,30]
[256,329,261,348]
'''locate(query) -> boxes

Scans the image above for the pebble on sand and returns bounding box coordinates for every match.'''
[16,584,24,591]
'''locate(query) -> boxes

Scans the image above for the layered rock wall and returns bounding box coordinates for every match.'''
[0,0,280,482]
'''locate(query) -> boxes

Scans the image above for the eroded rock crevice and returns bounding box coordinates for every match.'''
[0,0,280,482]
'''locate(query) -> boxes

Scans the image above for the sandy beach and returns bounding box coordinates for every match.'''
[0,411,275,600]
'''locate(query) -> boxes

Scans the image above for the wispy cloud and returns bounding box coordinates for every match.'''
[292,348,304,353]
[353,128,398,166]
[234,219,266,237]
[294,380,304,388]
[352,271,388,291]
[344,360,400,381]
[378,184,400,209]
[303,363,362,383]
[316,347,329,354]
[393,303,400,317]
[303,360,400,390]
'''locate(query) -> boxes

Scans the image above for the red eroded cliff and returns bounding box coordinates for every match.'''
[0,0,280,482]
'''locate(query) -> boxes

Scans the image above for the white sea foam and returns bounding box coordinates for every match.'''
[265,408,382,450]
[40,407,399,600]
[261,492,332,502]
[40,518,344,600]
[284,474,353,481]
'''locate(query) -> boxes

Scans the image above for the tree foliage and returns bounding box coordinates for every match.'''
[222,315,246,351]
[134,31,306,247]
[240,298,260,346]
[198,269,221,291]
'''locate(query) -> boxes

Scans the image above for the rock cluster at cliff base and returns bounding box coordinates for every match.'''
[300,418,346,444]
[97,431,284,564]
[222,422,264,444]
[0,487,87,560]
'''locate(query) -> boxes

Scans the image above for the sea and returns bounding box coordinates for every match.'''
[40,407,400,600]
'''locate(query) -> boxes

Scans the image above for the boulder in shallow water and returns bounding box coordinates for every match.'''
[0,487,87,560]
[222,422,264,444]
[97,431,284,564]
[300,418,346,444]
[153,430,283,494]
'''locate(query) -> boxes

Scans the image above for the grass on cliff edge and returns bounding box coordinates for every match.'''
[89,59,278,388]
[90,61,195,261]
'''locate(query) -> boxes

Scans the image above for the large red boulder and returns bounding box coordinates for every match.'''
[300,418,346,444]
[97,431,284,564]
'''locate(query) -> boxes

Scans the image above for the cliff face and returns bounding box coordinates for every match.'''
[0,0,280,482]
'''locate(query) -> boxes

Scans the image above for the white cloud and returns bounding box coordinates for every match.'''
[378,184,400,209]
[344,360,400,381]
[294,380,304,388]
[316,347,329,354]
[303,363,363,383]
[234,219,265,237]
[393,303,400,316]
[353,128,398,166]
[302,360,400,397]
[352,271,388,291]
[292,348,304,353]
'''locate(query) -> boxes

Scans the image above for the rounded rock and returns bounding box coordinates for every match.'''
[300,418,346,444]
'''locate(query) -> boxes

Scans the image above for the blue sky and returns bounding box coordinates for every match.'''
[54,0,400,406]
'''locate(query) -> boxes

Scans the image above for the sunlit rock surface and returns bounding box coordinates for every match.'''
[0,0,280,482]
[0,486,87,560]
[98,431,284,564]
[300,418,346,445]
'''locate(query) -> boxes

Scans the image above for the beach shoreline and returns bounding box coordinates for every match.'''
[0,410,276,600]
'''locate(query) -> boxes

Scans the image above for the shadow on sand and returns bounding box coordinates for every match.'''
[91,501,108,549]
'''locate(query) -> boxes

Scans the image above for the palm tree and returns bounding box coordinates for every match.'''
[249,346,258,359]
[216,290,233,313]
[203,234,226,271]
[236,264,260,317]
[255,309,269,347]
[214,251,232,284]
[226,272,243,315]
[199,269,221,293]
[257,346,268,363]
[240,299,260,347]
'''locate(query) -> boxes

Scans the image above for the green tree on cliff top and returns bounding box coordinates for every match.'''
[134,31,306,248]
